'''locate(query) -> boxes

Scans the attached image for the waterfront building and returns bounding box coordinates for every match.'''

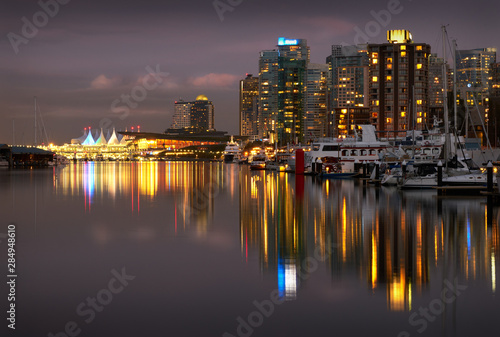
[172,100,192,129]
[258,38,309,144]
[428,54,452,122]
[326,45,369,137]
[171,95,215,132]
[278,57,307,144]
[258,50,280,140]
[489,62,500,146]
[304,63,329,141]
[456,48,497,139]
[368,30,431,136]
[239,74,259,137]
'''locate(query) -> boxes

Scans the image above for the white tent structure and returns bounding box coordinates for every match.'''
[71,128,88,144]
[107,128,121,145]
[82,129,96,146]
[95,128,107,145]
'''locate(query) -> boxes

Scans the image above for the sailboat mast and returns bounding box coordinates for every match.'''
[34,96,37,147]
[453,39,458,133]
[442,26,450,166]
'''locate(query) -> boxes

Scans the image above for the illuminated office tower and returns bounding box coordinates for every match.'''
[428,54,452,121]
[303,63,329,141]
[239,74,259,136]
[456,48,497,107]
[190,95,214,131]
[278,37,310,62]
[489,63,500,146]
[326,45,369,136]
[172,100,192,129]
[171,95,214,132]
[368,30,431,135]
[455,48,496,139]
[258,50,280,139]
[278,57,307,144]
[258,38,310,143]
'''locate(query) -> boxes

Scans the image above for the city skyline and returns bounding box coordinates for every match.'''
[1,0,500,144]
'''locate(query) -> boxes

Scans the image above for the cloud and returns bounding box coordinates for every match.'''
[188,73,239,88]
[90,74,121,89]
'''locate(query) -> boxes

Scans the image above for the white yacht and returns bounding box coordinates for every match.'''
[223,136,240,163]
[249,149,267,170]
[305,125,390,173]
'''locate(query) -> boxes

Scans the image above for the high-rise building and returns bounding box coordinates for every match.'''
[326,45,369,137]
[488,63,500,146]
[303,63,328,141]
[456,48,497,104]
[191,95,214,131]
[172,100,192,129]
[258,50,280,139]
[240,74,259,136]
[171,95,214,132]
[278,57,307,144]
[258,38,309,143]
[278,37,310,62]
[456,48,496,139]
[368,30,431,135]
[428,54,452,121]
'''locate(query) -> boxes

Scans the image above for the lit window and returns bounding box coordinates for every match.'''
[386,118,392,123]
[387,58,393,63]
[417,64,422,69]
[417,100,422,105]
[417,118,422,123]
[387,76,392,81]
[373,58,378,64]
[372,76,378,82]
[416,46,422,51]
[400,45,406,50]
[401,111,406,117]
[401,51,406,57]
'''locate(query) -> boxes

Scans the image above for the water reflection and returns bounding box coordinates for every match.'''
[54,162,225,233]
[239,171,499,310]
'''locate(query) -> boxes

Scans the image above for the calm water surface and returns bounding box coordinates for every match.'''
[0,162,498,337]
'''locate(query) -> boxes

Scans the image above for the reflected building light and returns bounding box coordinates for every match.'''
[434,227,438,266]
[467,217,471,260]
[389,273,408,311]
[492,250,496,294]
[371,231,377,289]
[285,260,297,300]
[342,198,347,262]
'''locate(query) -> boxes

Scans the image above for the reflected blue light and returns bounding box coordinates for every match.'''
[84,161,95,202]
[278,258,285,298]
[467,217,471,259]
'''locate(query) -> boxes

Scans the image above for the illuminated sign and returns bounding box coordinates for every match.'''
[278,37,298,46]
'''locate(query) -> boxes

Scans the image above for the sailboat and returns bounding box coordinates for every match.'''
[399,26,495,189]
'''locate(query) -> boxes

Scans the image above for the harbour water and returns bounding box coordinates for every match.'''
[0,162,499,337]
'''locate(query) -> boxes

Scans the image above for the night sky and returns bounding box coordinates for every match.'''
[1,0,499,144]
